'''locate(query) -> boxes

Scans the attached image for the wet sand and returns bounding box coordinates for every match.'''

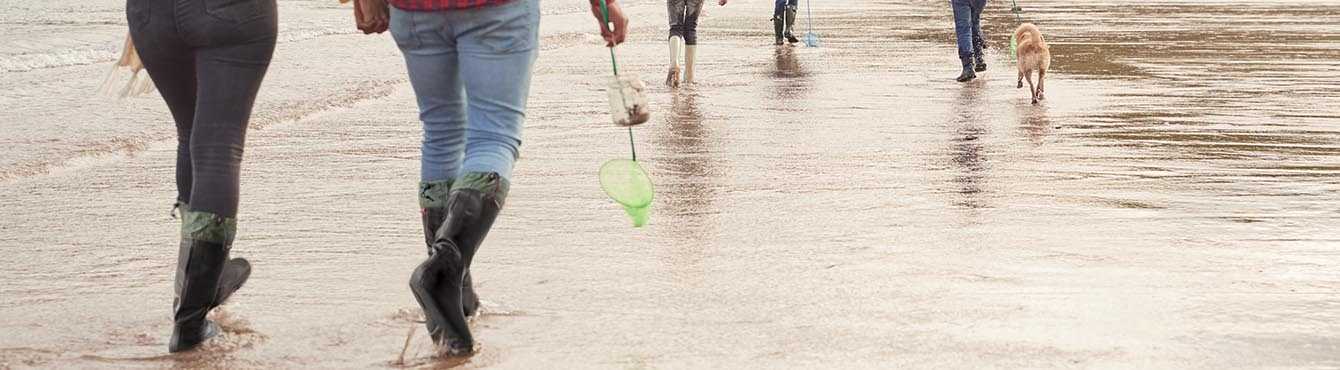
[2,0,1339,368]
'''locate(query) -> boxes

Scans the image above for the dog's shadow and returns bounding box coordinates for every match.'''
[1015,103,1052,145]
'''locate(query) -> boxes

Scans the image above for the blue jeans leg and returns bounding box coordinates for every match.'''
[391,8,467,182]
[951,0,986,62]
[454,0,539,180]
[391,0,539,182]
[971,0,986,55]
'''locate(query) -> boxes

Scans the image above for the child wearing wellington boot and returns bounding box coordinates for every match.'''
[666,0,728,87]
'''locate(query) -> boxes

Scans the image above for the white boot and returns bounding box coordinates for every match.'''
[666,36,684,88]
[684,45,697,85]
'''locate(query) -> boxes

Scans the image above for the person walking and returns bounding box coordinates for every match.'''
[359,0,629,356]
[125,0,278,352]
[773,0,798,45]
[952,0,989,82]
[666,0,727,87]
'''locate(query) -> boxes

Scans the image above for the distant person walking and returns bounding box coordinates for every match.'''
[356,0,630,356]
[666,0,727,87]
[952,0,989,82]
[773,0,798,45]
[125,0,277,352]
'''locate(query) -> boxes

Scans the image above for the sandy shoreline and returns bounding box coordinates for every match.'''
[3,0,1340,368]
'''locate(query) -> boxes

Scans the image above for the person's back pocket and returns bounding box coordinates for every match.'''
[204,0,262,24]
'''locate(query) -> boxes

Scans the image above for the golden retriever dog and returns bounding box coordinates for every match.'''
[1014,23,1051,104]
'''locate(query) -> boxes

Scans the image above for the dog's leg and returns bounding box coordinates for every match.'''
[1017,69,1024,89]
[1025,71,1038,104]
[1037,68,1046,100]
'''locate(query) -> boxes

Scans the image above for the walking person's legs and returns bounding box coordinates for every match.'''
[681,0,704,83]
[951,0,977,81]
[389,5,477,348]
[971,0,988,72]
[667,0,687,86]
[784,0,799,43]
[172,22,275,357]
[398,0,538,355]
[130,0,276,353]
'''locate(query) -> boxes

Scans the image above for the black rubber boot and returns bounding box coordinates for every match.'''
[973,40,988,72]
[773,16,785,45]
[419,181,480,319]
[169,207,248,353]
[409,172,507,356]
[956,57,977,82]
[784,8,799,44]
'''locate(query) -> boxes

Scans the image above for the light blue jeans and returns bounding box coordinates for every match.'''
[390,0,540,182]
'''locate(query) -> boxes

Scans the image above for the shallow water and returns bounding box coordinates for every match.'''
[2,0,1339,368]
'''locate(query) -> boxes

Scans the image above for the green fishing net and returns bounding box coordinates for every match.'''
[1010,33,1018,59]
[599,159,654,227]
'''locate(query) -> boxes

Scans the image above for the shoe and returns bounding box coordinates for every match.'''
[409,172,507,356]
[956,56,977,82]
[666,67,681,88]
[974,55,987,72]
[169,208,246,353]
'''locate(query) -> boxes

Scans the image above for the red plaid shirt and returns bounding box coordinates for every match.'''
[388,0,512,11]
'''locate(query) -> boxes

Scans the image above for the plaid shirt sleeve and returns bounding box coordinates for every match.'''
[388,0,513,11]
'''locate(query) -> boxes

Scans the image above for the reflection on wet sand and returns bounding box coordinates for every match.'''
[2,0,1339,367]
[946,86,992,214]
[1016,102,1052,145]
[769,46,810,102]
[654,91,714,287]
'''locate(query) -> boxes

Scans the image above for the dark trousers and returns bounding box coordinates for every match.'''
[667,0,704,45]
[774,0,798,18]
[951,0,987,62]
[127,0,278,217]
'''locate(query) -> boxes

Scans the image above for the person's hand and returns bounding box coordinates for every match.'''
[589,0,628,47]
[718,0,727,5]
[355,0,389,34]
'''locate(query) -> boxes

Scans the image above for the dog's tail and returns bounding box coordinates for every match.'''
[1014,23,1047,56]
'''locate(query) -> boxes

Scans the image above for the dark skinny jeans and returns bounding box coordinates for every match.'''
[127,0,278,217]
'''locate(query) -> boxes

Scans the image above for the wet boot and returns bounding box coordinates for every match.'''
[419,180,480,319]
[784,8,799,44]
[409,172,508,356]
[169,206,249,353]
[683,45,697,84]
[666,36,683,87]
[973,40,988,72]
[772,16,785,45]
[956,57,977,82]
